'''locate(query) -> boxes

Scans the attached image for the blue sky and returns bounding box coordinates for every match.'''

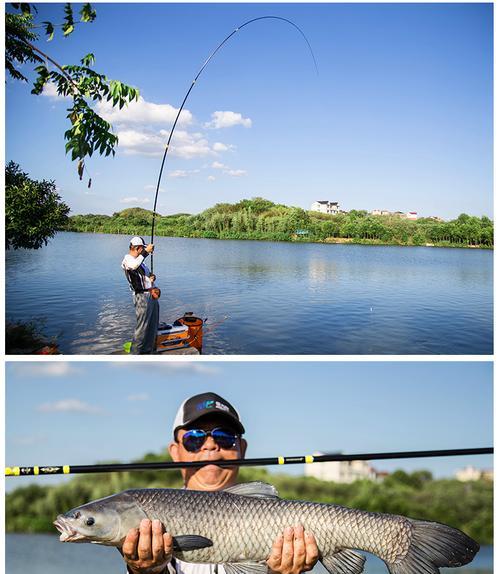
[6,3,492,219]
[5,361,493,492]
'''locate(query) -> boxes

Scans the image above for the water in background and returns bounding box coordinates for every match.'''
[6,233,493,354]
[5,534,493,574]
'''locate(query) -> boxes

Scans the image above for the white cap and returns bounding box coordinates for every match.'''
[130,236,146,246]
[172,392,245,437]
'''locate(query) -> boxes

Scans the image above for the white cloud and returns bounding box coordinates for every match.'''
[205,111,252,129]
[117,128,214,159]
[120,196,150,204]
[210,162,246,178]
[212,161,228,170]
[12,363,81,377]
[207,175,216,182]
[96,96,192,127]
[41,82,69,100]
[144,184,165,193]
[111,363,220,375]
[127,393,150,402]
[213,142,234,152]
[225,169,247,177]
[168,170,188,178]
[37,399,105,415]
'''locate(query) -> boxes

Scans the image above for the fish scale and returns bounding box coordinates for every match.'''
[126,488,411,564]
[54,481,480,574]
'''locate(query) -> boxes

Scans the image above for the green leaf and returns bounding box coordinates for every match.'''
[80,3,97,23]
[62,24,74,37]
[62,3,74,36]
[80,53,95,67]
[42,21,54,41]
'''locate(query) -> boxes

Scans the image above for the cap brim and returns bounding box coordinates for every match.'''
[174,412,245,437]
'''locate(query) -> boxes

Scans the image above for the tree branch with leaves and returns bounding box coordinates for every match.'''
[6,3,140,184]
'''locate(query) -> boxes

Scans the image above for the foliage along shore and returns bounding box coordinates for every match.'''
[6,452,493,544]
[62,198,494,249]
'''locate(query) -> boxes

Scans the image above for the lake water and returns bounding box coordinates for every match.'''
[5,534,493,574]
[5,233,493,354]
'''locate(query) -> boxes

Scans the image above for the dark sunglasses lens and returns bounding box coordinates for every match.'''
[212,428,237,449]
[182,429,206,452]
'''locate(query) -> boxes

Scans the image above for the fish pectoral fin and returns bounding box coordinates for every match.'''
[224,482,280,499]
[321,550,366,574]
[172,535,213,551]
[223,562,269,574]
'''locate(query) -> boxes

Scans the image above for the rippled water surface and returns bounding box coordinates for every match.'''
[6,233,493,354]
[5,534,493,574]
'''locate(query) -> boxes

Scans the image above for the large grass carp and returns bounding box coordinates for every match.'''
[54,481,479,574]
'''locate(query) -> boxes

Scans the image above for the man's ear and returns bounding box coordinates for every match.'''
[239,438,248,458]
[169,441,180,462]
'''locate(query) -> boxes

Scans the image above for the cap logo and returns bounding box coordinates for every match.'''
[196,400,230,413]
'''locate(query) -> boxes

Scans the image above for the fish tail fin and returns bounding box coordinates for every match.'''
[386,519,479,574]
[321,549,366,574]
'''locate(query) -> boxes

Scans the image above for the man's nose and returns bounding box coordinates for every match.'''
[202,435,219,451]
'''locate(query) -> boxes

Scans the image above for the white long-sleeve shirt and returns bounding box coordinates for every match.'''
[121,252,153,292]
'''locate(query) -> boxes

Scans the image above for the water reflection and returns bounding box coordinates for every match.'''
[6,233,493,354]
[5,535,493,574]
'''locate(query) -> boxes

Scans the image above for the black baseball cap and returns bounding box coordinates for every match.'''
[172,392,245,437]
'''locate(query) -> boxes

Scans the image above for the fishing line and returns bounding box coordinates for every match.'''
[5,447,492,477]
[149,16,318,272]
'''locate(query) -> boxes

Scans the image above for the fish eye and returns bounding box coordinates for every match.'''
[86,517,95,526]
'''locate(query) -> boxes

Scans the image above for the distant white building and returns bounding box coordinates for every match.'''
[305,452,377,483]
[455,466,493,482]
[406,212,418,220]
[311,201,340,215]
[371,209,391,216]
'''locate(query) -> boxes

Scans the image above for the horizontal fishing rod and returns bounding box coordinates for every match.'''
[5,447,492,477]
[149,15,318,272]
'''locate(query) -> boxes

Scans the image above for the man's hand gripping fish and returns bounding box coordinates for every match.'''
[54,481,479,574]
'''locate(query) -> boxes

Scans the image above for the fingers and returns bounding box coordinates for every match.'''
[303,530,320,571]
[281,527,295,572]
[267,533,284,571]
[137,519,154,561]
[267,526,319,574]
[163,532,174,558]
[151,520,166,562]
[292,526,306,572]
[121,519,172,574]
[122,527,140,562]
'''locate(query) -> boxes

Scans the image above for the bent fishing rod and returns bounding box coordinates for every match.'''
[149,16,318,272]
[5,447,492,477]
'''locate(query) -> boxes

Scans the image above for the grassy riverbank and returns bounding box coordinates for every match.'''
[62,198,493,249]
[6,452,493,544]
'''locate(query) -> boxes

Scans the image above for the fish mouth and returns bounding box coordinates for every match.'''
[54,516,86,542]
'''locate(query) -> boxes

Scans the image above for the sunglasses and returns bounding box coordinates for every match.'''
[181,427,240,452]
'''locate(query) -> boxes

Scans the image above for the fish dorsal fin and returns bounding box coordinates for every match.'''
[224,482,280,498]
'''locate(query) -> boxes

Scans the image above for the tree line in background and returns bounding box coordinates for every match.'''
[64,197,494,248]
[4,161,493,251]
[6,452,492,544]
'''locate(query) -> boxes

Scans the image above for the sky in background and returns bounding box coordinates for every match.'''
[5,361,493,492]
[6,3,493,219]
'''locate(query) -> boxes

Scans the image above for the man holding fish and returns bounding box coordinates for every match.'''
[121,392,320,574]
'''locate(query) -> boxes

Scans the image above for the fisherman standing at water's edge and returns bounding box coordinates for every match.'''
[121,392,320,574]
[121,236,160,354]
